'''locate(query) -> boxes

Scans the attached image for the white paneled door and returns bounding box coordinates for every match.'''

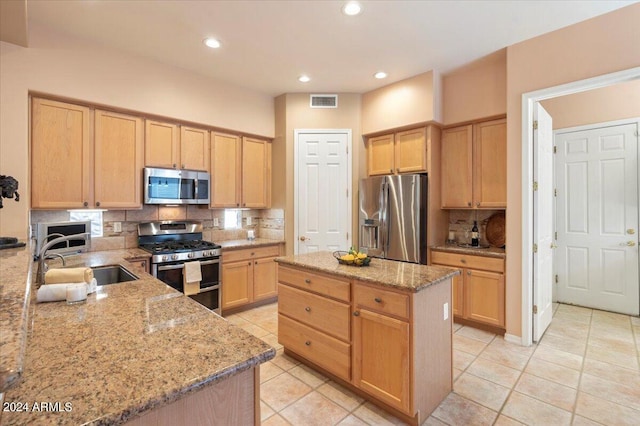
[295,130,351,255]
[533,103,554,342]
[555,122,639,316]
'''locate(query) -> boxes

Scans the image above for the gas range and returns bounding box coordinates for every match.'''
[139,240,221,263]
[137,221,221,263]
[137,220,222,314]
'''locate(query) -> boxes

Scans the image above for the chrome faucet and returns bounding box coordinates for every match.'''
[35,233,91,285]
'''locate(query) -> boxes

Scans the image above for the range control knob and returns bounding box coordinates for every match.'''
[187,252,195,259]
[161,255,169,262]
[171,254,179,261]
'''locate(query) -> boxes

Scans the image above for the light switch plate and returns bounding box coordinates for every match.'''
[113,222,122,233]
[246,216,252,226]
[443,303,449,320]
[213,217,219,227]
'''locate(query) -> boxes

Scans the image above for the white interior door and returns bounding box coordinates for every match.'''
[555,122,639,316]
[295,130,351,254]
[533,103,554,342]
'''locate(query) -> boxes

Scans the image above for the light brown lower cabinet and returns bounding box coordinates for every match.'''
[431,250,505,329]
[124,367,259,426]
[277,264,452,425]
[221,244,281,313]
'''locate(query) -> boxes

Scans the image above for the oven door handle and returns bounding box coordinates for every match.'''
[157,264,184,271]
[200,259,220,266]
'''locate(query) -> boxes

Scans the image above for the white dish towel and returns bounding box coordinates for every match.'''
[183,261,202,296]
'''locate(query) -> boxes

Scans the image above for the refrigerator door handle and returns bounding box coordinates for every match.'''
[381,181,390,256]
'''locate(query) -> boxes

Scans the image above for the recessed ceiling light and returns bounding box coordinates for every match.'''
[298,75,311,83]
[203,38,221,49]
[342,1,362,16]
[374,71,388,79]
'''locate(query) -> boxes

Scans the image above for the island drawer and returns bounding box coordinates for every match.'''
[278,265,350,302]
[278,284,350,341]
[279,314,351,381]
[430,251,504,273]
[354,282,410,320]
[223,245,280,263]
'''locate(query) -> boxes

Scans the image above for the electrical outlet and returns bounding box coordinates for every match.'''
[443,303,449,320]
[246,216,252,226]
[113,222,122,233]
[213,217,219,227]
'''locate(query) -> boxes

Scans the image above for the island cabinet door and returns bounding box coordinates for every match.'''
[252,256,278,301]
[352,308,411,414]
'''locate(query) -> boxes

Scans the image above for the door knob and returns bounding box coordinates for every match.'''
[627,241,636,247]
[627,229,635,235]
[550,243,558,249]
[299,236,308,241]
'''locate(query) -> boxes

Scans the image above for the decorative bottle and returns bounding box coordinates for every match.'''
[471,221,479,247]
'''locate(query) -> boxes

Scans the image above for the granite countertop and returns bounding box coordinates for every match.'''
[218,238,284,250]
[431,244,506,259]
[275,251,459,292]
[1,247,274,425]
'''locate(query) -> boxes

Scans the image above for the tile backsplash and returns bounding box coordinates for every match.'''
[447,210,504,247]
[30,207,285,251]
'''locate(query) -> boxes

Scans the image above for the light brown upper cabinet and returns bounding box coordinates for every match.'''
[94,110,144,209]
[211,132,241,208]
[210,134,271,208]
[31,98,143,209]
[242,137,271,208]
[441,118,506,209]
[180,126,210,171]
[31,98,92,209]
[367,127,428,176]
[144,120,179,169]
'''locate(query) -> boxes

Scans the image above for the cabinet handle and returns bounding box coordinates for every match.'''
[353,311,360,316]
[467,271,472,276]
[396,168,400,173]
[96,201,101,207]
[251,252,255,256]
[460,259,466,264]
[304,279,311,284]
[305,341,311,346]
[173,163,177,169]
[374,297,382,303]
[236,203,240,207]
[243,203,246,207]
[476,202,480,207]
[248,262,251,265]
[255,261,258,264]
[182,164,185,169]
[305,307,311,312]
[83,201,88,207]
[390,169,393,173]
[467,202,472,207]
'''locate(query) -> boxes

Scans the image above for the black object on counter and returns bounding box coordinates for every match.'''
[0,237,26,250]
[0,175,20,209]
[471,221,479,247]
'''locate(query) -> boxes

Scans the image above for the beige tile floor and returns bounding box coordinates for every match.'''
[226,303,640,425]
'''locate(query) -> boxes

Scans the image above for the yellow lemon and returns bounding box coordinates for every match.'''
[357,253,367,259]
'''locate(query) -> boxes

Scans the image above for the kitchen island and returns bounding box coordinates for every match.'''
[1,245,274,425]
[275,251,459,426]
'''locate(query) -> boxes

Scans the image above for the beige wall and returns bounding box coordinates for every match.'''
[505,3,640,338]
[361,71,441,134]
[0,24,274,239]
[273,93,363,256]
[540,79,640,129]
[442,49,507,125]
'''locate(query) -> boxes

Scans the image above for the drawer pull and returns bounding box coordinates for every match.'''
[460,259,467,264]
[467,271,472,276]
[305,306,311,312]
[353,311,360,316]
[374,297,382,303]
[304,278,311,284]
[305,341,311,346]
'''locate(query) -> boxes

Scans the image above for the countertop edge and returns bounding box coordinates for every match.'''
[218,238,285,250]
[431,244,506,259]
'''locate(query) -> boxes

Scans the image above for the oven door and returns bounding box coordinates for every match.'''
[154,258,220,314]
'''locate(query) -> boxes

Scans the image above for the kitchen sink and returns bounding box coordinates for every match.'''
[92,265,138,286]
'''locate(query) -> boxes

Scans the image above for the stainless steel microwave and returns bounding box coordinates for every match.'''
[144,167,210,205]
[35,220,92,257]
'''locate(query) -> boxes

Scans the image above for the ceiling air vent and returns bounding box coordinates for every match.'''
[310,94,338,108]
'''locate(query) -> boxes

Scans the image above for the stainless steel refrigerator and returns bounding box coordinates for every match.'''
[359,174,427,264]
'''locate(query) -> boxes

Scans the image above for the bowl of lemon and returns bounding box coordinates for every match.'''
[333,248,371,266]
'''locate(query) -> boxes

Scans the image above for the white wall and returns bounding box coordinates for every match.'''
[0,24,274,239]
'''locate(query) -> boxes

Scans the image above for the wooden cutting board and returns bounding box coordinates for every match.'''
[486,212,506,248]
